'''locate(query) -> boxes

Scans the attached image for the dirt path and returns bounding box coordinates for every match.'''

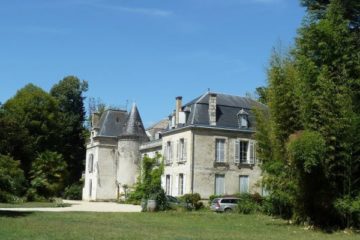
[0,200,141,212]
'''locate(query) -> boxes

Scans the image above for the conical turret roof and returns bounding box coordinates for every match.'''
[123,103,148,138]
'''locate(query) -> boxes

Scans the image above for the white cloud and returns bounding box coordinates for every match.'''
[87,2,173,17]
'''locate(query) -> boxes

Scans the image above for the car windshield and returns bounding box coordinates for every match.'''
[211,198,219,204]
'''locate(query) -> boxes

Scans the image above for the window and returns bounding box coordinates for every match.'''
[215,174,225,195]
[178,174,184,195]
[237,109,249,128]
[239,175,249,193]
[177,138,187,162]
[164,141,173,164]
[215,139,225,162]
[235,140,256,164]
[88,154,94,173]
[239,141,248,163]
[165,175,171,195]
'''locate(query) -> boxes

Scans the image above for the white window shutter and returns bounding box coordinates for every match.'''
[170,143,173,162]
[234,140,240,163]
[176,140,180,162]
[161,175,166,190]
[183,139,187,161]
[249,141,255,164]
[174,174,179,197]
[163,144,168,162]
[183,174,186,194]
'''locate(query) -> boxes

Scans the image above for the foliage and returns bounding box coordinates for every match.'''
[334,194,360,228]
[50,76,88,185]
[257,0,360,228]
[237,193,261,214]
[63,181,83,200]
[180,193,203,210]
[3,84,62,176]
[0,155,25,203]
[127,153,168,211]
[29,151,68,200]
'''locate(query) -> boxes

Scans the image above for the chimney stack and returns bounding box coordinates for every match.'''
[175,96,182,126]
[209,93,217,126]
[92,112,100,129]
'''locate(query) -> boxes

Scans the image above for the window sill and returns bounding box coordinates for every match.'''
[177,160,187,164]
[213,162,229,168]
[235,163,255,169]
[165,161,173,166]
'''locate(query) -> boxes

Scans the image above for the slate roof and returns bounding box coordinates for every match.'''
[97,104,148,139]
[182,92,267,130]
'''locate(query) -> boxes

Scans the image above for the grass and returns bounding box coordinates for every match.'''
[0,211,358,240]
[0,201,70,208]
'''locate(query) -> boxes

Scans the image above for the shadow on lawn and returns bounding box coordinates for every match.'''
[0,211,33,218]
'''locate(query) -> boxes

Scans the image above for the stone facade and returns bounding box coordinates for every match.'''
[84,92,266,201]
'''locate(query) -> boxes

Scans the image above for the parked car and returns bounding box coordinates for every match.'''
[210,197,240,212]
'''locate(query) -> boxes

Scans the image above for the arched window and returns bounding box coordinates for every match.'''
[88,154,94,173]
[237,109,249,128]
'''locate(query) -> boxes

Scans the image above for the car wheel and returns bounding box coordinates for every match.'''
[224,208,232,213]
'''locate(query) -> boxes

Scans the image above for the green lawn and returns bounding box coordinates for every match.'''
[0,211,358,240]
[0,202,70,208]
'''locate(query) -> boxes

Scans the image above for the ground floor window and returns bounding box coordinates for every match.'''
[215,174,225,195]
[166,175,171,195]
[239,175,249,193]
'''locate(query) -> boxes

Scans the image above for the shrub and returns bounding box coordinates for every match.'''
[0,154,25,203]
[29,151,68,199]
[237,193,260,214]
[181,193,203,210]
[63,182,83,200]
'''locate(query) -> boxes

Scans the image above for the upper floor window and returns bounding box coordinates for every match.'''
[215,139,225,162]
[88,154,94,173]
[177,138,187,162]
[237,109,249,128]
[164,141,173,164]
[234,140,256,164]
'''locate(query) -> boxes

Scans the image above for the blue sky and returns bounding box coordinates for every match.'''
[0,0,305,127]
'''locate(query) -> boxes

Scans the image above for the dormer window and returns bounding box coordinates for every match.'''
[237,109,249,128]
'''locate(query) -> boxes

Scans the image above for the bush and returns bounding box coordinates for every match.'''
[237,193,260,214]
[63,182,83,200]
[181,193,203,210]
[0,154,26,203]
[29,151,68,199]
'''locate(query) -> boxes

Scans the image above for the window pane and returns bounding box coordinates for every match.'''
[216,139,225,162]
[215,175,225,195]
[239,141,248,163]
[239,176,249,193]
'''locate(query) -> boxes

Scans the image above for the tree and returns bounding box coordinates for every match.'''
[29,151,68,199]
[3,84,61,176]
[257,0,360,227]
[0,155,25,203]
[50,76,88,184]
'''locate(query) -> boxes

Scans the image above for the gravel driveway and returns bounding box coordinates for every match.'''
[0,200,141,212]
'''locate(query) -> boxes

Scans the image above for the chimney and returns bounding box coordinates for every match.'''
[175,96,182,126]
[208,93,217,126]
[92,112,100,130]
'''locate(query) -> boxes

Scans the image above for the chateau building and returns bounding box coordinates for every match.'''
[83,92,266,201]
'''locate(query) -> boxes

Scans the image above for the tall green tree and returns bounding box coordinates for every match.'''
[294,0,360,226]
[50,76,88,184]
[3,84,61,176]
